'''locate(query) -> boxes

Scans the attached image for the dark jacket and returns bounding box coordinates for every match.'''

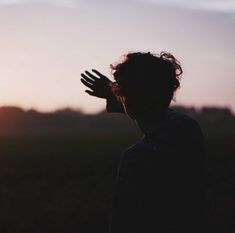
[108,99,206,233]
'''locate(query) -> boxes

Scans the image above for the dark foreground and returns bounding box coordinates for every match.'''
[0,106,234,233]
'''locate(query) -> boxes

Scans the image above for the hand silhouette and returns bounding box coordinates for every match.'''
[80,69,113,99]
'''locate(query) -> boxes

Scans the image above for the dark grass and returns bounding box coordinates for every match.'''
[0,133,139,233]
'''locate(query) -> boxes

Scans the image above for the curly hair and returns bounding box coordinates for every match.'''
[110,51,182,110]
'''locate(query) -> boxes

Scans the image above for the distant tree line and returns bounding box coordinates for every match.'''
[0,105,234,136]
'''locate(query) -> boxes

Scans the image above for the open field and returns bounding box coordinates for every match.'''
[0,132,139,233]
[0,107,234,233]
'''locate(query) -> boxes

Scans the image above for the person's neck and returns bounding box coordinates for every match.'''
[135,110,167,135]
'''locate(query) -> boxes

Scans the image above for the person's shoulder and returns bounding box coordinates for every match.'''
[168,108,203,134]
[167,107,197,124]
[122,143,146,159]
[119,142,150,166]
[167,108,204,146]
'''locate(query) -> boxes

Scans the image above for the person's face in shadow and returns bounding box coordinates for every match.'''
[120,94,150,121]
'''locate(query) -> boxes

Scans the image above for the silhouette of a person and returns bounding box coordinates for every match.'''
[81,52,206,233]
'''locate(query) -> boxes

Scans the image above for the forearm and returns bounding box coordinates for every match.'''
[106,95,125,113]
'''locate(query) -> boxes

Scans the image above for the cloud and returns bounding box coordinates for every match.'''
[1,0,235,12]
[134,0,235,13]
[51,0,77,8]
[0,0,26,4]
[193,1,235,13]
[0,0,78,7]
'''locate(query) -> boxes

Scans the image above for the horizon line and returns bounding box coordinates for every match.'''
[0,104,234,116]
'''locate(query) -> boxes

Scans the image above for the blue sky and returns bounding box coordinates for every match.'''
[0,0,234,113]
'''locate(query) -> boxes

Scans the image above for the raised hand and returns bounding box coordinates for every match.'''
[80,69,113,99]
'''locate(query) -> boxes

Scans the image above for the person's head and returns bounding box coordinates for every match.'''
[110,51,182,120]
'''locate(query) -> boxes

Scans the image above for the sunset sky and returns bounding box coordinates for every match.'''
[0,0,234,113]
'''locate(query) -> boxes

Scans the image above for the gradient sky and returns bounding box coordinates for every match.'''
[0,0,234,113]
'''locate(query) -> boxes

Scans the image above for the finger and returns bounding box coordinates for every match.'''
[81,78,93,89]
[91,69,108,79]
[81,73,95,84]
[85,71,99,80]
[85,90,96,96]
